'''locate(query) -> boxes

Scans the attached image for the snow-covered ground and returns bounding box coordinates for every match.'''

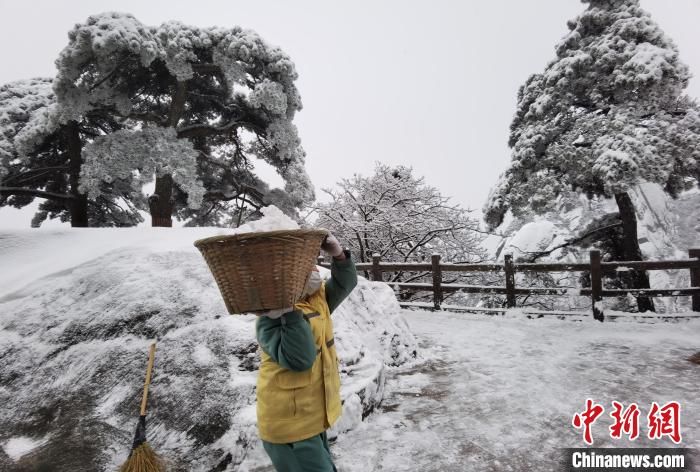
[242,309,700,471]
[0,217,417,471]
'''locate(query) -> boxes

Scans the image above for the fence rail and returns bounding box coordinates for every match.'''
[319,249,700,321]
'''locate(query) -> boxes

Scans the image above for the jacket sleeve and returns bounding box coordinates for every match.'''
[324,250,358,314]
[256,310,317,371]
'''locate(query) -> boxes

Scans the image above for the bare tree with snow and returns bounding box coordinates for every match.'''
[484,0,700,312]
[315,163,486,302]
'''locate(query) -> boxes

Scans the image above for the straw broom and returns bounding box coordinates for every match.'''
[119,342,166,472]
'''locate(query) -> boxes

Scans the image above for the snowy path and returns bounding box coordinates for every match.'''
[327,311,700,471]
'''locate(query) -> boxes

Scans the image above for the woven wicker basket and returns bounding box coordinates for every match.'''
[194,228,328,314]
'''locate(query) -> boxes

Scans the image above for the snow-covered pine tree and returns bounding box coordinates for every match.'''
[484,0,700,312]
[54,13,314,227]
[316,163,486,303]
[0,78,138,227]
[0,79,64,214]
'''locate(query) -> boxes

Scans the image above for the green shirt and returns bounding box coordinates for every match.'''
[255,254,358,372]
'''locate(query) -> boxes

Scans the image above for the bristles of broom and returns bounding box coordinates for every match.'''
[119,441,166,472]
[120,343,165,472]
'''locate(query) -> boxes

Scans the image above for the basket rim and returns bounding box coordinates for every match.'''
[193,228,328,248]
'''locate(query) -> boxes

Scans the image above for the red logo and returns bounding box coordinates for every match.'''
[609,401,640,440]
[647,401,682,444]
[573,400,682,445]
[572,398,605,445]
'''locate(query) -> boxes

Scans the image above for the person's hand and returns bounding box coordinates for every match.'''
[321,233,343,258]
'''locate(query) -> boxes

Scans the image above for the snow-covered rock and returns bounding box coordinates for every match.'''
[0,224,416,471]
[485,183,700,313]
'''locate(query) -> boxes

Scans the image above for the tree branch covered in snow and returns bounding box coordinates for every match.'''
[81,127,204,209]
[0,78,57,175]
[0,186,74,201]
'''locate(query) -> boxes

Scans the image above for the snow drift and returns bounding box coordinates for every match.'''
[0,223,417,471]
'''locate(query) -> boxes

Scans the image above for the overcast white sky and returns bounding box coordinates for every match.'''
[0,0,699,227]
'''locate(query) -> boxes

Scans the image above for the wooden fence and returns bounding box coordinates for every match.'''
[319,249,700,322]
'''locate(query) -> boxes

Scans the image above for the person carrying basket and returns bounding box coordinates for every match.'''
[255,233,358,472]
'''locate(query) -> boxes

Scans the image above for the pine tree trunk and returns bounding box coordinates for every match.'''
[66,120,88,227]
[614,191,655,312]
[149,174,173,227]
[147,80,187,228]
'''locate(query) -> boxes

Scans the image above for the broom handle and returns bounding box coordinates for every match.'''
[140,342,157,416]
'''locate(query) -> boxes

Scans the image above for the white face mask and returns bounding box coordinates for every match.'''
[302,271,322,297]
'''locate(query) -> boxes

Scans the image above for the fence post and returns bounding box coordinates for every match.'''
[372,253,382,282]
[432,254,442,311]
[504,253,516,308]
[690,249,700,312]
[590,249,604,322]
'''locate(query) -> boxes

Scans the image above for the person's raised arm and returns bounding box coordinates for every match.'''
[321,233,358,314]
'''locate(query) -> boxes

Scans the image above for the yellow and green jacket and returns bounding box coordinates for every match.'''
[255,253,358,444]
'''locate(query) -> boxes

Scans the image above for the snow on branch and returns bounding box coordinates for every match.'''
[81,127,204,209]
[316,163,485,265]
